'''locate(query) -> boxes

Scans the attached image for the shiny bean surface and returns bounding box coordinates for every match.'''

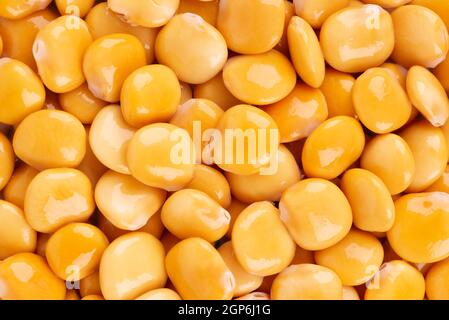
[361,133,416,195]
[13,110,86,170]
[0,58,45,125]
[95,170,167,231]
[320,4,395,73]
[33,15,92,93]
[387,192,449,263]
[24,168,95,233]
[83,33,146,102]
[365,260,425,300]
[0,252,65,300]
[262,84,328,143]
[353,67,412,133]
[232,202,296,276]
[89,105,136,175]
[280,179,353,250]
[0,132,14,191]
[99,232,167,300]
[399,120,448,192]
[108,0,179,28]
[126,123,195,191]
[302,116,365,179]
[166,237,235,300]
[223,50,297,106]
[0,200,37,260]
[391,5,449,68]
[271,264,343,300]
[217,0,285,55]
[46,223,109,280]
[161,189,230,242]
[341,169,395,232]
[156,13,228,84]
[315,229,384,286]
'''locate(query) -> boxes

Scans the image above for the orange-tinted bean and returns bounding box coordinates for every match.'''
[287,16,325,88]
[391,5,449,68]
[0,200,37,260]
[341,169,395,232]
[293,0,350,29]
[217,0,285,55]
[184,164,231,208]
[33,16,92,93]
[262,84,328,143]
[95,170,167,231]
[3,164,39,208]
[361,133,415,195]
[99,232,167,300]
[121,64,181,128]
[365,260,425,300]
[406,66,449,127]
[126,123,195,191]
[177,0,218,26]
[399,120,448,192]
[55,0,95,18]
[280,178,353,251]
[59,84,107,125]
[218,241,263,298]
[320,68,356,118]
[212,105,280,176]
[320,4,394,73]
[76,128,108,187]
[193,72,242,110]
[107,0,179,28]
[89,105,136,175]
[166,237,235,300]
[0,58,45,125]
[161,189,230,242]
[226,145,301,203]
[426,258,449,300]
[83,33,146,103]
[0,132,14,192]
[46,223,109,281]
[170,98,224,163]
[98,211,165,242]
[271,264,343,300]
[85,3,158,64]
[302,116,365,179]
[79,271,101,298]
[0,0,52,20]
[387,192,449,263]
[315,229,384,286]
[342,286,360,300]
[0,253,66,300]
[155,13,227,84]
[24,168,95,233]
[232,202,296,276]
[13,110,86,170]
[353,67,412,134]
[0,9,57,71]
[136,288,181,300]
[223,50,296,106]
[425,165,449,193]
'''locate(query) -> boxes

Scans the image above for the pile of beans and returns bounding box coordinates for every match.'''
[1,0,449,301]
